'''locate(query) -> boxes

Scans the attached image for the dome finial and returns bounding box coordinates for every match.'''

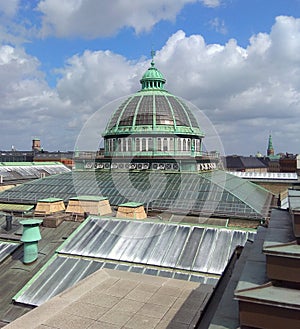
[151,48,156,67]
[140,49,166,91]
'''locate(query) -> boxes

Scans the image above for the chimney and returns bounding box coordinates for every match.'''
[32,138,41,152]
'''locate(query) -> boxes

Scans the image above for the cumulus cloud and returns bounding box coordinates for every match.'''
[1,14,300,155]
[0,45,72,150]
[147,17,300,154]
[55,16,300,155]
[36,0,220,38]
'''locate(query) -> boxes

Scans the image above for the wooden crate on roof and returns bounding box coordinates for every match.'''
[35,198,65,216]
[66,196,112,216]
[116,202,147,220]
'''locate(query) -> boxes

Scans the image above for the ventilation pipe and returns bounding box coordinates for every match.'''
[20,219,42,264]
[5,215,13,231]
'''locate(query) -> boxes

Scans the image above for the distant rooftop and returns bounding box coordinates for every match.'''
[229,171,298,181]
[0,162,70,185]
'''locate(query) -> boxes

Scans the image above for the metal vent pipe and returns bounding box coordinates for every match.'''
[20,219,42,264]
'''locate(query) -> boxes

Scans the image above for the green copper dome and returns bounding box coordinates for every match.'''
[103,61,204,137]
[140,60,166,89]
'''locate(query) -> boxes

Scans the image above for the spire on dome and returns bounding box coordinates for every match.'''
[140,50,166,91]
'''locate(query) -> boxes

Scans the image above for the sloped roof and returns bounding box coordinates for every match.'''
[14,216,254,307]
[0,170,272,220]
[225,156,267,170]
[0,162,70,183]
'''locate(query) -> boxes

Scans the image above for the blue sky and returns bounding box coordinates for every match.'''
[1,0,300,155]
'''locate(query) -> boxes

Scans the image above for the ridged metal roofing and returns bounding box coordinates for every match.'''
[0,242,19,263]
[103,93,203,137]
[0,162,70,182]
[58,217,255,276]
[14,217,255,307]
[0,170,272,220]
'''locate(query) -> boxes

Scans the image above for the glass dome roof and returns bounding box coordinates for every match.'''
[103,61,204,137]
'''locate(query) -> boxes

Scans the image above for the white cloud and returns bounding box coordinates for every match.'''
[36,0,221,38]
[0,0,20,17]
[0,45,72,150]
[53,17,300,154]
[1,15,300,156]
[201,0,221,8]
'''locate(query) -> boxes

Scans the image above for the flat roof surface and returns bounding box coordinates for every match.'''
[263,208,295,249]
[263,241,300,257]
[69,195,108,201]
[7,268,214,329]
[235,283,300,307]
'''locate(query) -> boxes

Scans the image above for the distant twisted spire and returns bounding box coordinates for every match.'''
[267,134,274,156]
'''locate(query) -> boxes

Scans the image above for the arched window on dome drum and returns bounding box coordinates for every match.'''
[136,138,140,152]
[112,139,116,152]
[183,139,187,151]
[122,139,127,152]
[157,138,162,151]
[170,138,174,151]
[196,139,200,152]
[177,138,181,151]
[142,138,147,151]
[148,138,153,151]
[163,138,168,151]
[117,138,121,152]
[128,138,132,152]
[187,139,191,151]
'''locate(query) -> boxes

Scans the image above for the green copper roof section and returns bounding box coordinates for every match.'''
[267,134,274,156]
[38,197,63,203]
[118,202,144,208]
[140,60,166,91]
[268,134,273,150]
[103,60,204,138]
[69,195,108,201]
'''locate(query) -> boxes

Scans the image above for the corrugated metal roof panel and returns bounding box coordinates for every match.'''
[0,242,20,263]
[59,217,255,276]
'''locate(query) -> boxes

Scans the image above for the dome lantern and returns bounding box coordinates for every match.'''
[140,60,166,91]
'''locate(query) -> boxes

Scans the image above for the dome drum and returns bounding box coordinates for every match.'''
[104,135,203,158]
